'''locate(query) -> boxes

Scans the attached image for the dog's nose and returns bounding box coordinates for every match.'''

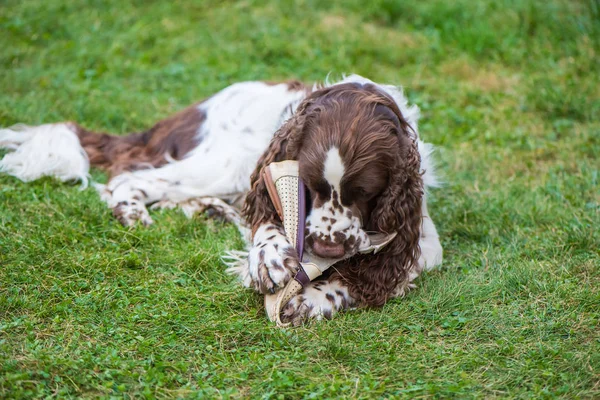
[311,240,345,259]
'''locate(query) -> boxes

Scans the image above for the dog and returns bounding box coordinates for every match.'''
[0,75,443,324]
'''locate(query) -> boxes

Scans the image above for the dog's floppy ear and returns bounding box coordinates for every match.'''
[242,99,313,234]
[369,94,422,240]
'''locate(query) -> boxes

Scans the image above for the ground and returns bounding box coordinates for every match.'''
[0,0,599,398]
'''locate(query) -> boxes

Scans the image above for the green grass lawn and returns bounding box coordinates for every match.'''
[1,0,599,398]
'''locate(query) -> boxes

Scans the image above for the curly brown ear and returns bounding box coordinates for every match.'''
[337,116,424,307]
[242,103,311,235]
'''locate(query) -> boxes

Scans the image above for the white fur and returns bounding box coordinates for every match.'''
[323,147,344,191]
[418,140,439,189]
[418,198,443,271]
[0,123,89,188]
[223,250,252,287]
[305,148,368,257]
[116,82,303,199]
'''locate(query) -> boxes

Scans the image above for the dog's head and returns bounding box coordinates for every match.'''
[244,81,424,305]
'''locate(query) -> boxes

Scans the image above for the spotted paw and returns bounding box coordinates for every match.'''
[281,280,354,326]
[247,224,299,294]
[112,200,153,227]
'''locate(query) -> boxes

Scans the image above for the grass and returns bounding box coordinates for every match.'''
[0,0,599,397]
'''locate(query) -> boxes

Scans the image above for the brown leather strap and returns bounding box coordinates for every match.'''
[294,267,311,287]
[264,279,305,328]
[262,166,284,221]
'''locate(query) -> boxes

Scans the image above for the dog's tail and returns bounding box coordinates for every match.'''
[1,106,203,188]
[0,122,97,188]
[0,122,139,188]
[0,121,187,189]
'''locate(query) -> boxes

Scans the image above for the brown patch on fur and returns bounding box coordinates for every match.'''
[333,231,346,244]
[313,280,326,288]
[72,104,205,177]
[286,80,308,91]
[270,261,285,272]
[264,80,308,92]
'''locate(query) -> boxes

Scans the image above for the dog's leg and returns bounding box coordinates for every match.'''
[99,170,176,227]
[280,278,356,325]
[385,197,444,299]
[419,197,443,271]
[99,157,245,227]
[240,223,299,294]
[225,222,299,294]
[98,127,257,227]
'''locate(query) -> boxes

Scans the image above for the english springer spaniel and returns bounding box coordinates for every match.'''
[0,75,443,324]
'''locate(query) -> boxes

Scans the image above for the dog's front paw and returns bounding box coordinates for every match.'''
[281,280,354,326]
[247,224,299,294]
[112,200,153,227]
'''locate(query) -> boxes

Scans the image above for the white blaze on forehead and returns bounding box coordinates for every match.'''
[323,147,345,191]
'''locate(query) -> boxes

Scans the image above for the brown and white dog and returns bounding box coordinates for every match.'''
[0,75,443,324]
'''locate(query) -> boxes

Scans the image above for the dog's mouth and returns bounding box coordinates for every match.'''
[309,239,346,259]
[303,229,396,262]
[303,229,370,260]
[304,234,347,259]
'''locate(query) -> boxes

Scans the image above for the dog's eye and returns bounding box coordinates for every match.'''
[314,181,331,199]
[341,186,368,205]
[354,188,368,197]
